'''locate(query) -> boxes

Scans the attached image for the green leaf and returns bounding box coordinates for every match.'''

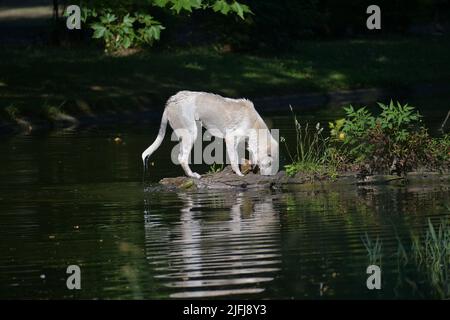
[100,13,117,24]
[140,25,164,42]
[171,0,202,13]
[153,0,169,8]
[231,1,244,19]
[336,118,346,127]
[123,14,135,27]
[212,0,230,15]
[122,36,131,48]
[92,24,106,39]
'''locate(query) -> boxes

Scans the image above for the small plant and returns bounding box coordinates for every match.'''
[411,219,449,296]
[392,219,450,298]
[342,105,375,144]
[329,118,346,142]
[364,220,449,298]
[207,163,224,174]
[361,232,383,266]
[283,105,335,177]
[425,133,450,171]
[377,101,421,140]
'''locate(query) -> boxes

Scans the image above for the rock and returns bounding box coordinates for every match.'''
[356,174,405,185]
[158,166,450,190]
[160,166,346,190]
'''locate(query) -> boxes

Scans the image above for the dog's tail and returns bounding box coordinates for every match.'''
[142,109,168,168]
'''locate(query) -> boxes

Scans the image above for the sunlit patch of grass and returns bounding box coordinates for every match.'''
[282,105,338,178]
[1,36,450,122]
[327,72,346,81]
[183,62,204,71]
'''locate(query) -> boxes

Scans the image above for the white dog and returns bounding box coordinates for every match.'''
[141,91,279,178]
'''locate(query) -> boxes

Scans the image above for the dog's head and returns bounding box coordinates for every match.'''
[258,136,279,176]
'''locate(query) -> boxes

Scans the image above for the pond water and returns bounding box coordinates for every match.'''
[0,99,449,299]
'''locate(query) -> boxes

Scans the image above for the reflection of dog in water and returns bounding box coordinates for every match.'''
[141,91,279,178]
[143,191,281,298]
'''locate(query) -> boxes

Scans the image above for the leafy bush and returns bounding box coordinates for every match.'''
[78,0,252,52]
[284,102,448,176]
[89,10,165,51]
[425,133,450,170]
[330,101,449,174]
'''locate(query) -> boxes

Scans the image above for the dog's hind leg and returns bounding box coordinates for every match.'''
[177,128,201,179]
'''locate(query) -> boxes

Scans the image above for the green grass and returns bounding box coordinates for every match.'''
[1,36,450,122]
[364,218,449,298]
[362,232,383,266]
[282,105,339,178]
[207,163,224,174]
[410,218,450,296]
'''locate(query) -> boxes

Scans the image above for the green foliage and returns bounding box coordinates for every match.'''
[79,0,252,51]
[89,10,165,51]
[362,232,383,266]
[341,101,422,145]
[425,134,450,169]
[207,163,224,174]
[283,105,337,177]
[208,0,447,50]
[364,218,450,298]
[329,118,346,141]
[285,101,449,176]
[340,105,376,161]
[342,105,375,139]
[407,219,449,297]
[332,101,448,173]
[377,101,422,141]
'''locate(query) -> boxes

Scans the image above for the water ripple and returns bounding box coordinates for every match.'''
[144,191,281,298]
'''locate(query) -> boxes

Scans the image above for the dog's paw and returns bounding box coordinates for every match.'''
[191,172,201,179]
[236,172,245,177]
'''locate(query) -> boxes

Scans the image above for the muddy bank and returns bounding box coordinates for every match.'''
[158,166,450,190]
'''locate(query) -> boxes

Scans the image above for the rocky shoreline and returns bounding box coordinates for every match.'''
[158,166,450,190]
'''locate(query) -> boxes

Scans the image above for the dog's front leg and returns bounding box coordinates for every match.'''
[247,134,259,170]
[225,135,244,177]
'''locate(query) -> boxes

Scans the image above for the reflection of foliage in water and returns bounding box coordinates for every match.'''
[362,233,382,266]
[279,185,449,298]
[365,218,450,299]
[409,218,449,298]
